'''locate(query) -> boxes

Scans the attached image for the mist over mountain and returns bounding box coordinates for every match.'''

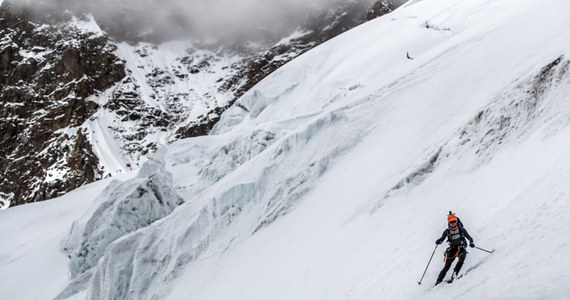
[7,0,406,43]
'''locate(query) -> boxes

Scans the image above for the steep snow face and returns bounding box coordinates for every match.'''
[1,0,570,299]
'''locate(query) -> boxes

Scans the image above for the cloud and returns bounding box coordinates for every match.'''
[4,0,405,43]
[87,0,344,41]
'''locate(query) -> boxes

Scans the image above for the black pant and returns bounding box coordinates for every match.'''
[436,246,466,283]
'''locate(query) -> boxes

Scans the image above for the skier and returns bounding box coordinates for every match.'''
[434,212,475,285]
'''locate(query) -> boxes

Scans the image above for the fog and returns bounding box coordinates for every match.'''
[4,0,408,42]
[84,0,332,39]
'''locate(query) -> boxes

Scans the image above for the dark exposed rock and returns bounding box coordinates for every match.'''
[368,0,400,20]
[0,1,126,206]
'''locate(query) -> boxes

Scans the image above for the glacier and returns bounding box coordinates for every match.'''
[1,0,570,299]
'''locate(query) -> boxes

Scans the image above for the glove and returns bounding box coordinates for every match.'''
[470,243,475,248]
[436,239,442,245]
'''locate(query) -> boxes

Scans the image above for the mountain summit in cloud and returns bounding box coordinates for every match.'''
[7,0,405,42]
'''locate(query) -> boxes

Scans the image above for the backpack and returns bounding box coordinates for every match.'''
[447,211,466,245]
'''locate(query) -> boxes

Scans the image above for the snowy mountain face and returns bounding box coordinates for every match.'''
[0,0,402,207]
[1,0,570,299]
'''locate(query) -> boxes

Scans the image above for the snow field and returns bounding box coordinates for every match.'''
[165,0,570,299]
[1,0,570,299]
[0,179,113,300]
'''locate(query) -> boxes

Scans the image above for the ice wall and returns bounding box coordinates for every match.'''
[79,87,372,299]
[58,149,183,298]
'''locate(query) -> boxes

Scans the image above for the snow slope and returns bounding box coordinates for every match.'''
[0,178,115,299]
[1,0,570,299]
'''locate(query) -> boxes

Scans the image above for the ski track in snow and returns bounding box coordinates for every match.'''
[1,0,570,299]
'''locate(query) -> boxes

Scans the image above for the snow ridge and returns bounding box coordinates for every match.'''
[381,55,570,202]
[446,56,570,167]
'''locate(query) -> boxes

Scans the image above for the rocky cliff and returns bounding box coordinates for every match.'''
[0,2,125,206]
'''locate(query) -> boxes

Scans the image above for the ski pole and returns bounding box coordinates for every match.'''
[475,246,494,254]
[418,244,438,285]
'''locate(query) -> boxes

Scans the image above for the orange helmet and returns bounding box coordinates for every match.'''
[448,214,457,223]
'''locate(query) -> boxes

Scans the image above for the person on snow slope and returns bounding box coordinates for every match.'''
[434,212,475,285]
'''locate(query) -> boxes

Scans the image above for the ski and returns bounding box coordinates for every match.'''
[445,273,458,283]
[446,273,464,283]
[446,258,487,284]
